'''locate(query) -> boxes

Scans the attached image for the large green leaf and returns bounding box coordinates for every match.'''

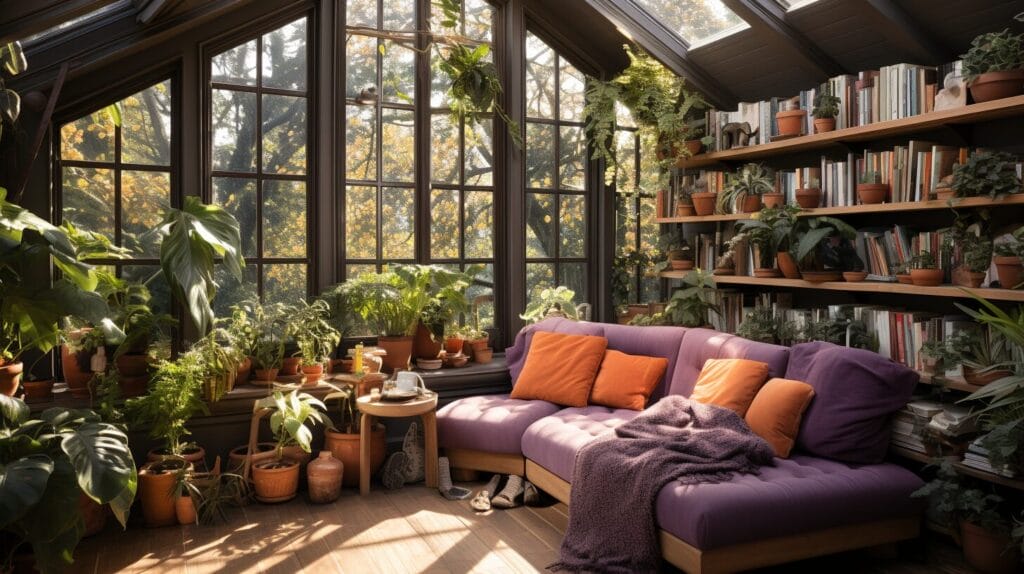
[0,455,53,528]
[49,279,109,325]
[1,286,63,353]
[107,470,136,528]
[20,458,82,572]
[0,394,29,428]
[795,227,833,262]
[61,422,136,504]
[30,514,83,574]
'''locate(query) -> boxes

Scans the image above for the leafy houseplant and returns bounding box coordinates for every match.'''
[664,269,719,328]
[812,84,840,133]
[250,390,327,503]
[286,299,341,381]
[736,306,782,344]
[717,163,774,214]
[951,150,1022,201]
[947,223,994,288]
[417,265,480,360]
[437,43,522,149]
[736,205,801,276]
[323,382,386,488]
[856,170,888,204]
[909,250,945,287]
[795,176,822,209]
[521,286,580,323]
[994,225,1024,289]
[961,27,1024,102]
[793,216,857,281]
[797,316,877,351]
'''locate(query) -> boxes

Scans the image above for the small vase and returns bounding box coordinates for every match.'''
[236,356,253,385]
[307,451,344,504]
[952,266,985,288]
[713,267,735,276]
[683,139,702,157]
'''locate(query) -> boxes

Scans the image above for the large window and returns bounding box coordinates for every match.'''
[59,79,173,312]
[524,32,590,305]
[631,0,748,46]
[207,16,310,313]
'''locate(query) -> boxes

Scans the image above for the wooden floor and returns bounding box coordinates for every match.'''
[75,482,976,574]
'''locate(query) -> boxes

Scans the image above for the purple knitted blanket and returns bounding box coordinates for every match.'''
[550,396,775,573]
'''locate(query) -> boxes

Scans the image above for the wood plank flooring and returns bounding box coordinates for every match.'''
[75,482,974,573]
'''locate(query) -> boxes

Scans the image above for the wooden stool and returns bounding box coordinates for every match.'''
[356,393,439,495]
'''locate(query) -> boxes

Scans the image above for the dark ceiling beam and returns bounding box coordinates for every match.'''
[524,5,605,79]
[0,0,119,44]
[583,0,738,108]
[136,0,181,24]
[722,0,845,78]
[858,0,954,64]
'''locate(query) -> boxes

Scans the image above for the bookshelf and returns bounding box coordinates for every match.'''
[915,371,984,394]
[889,444,1024,492]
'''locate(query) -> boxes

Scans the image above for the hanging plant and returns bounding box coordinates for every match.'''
[438,42,523,149]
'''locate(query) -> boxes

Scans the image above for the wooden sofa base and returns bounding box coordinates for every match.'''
[444,447,526,476]
[525,459,921,574]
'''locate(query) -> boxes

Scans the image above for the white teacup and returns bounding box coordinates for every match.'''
[395,371,422,392]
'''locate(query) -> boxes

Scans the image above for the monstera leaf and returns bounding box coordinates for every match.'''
[60,422,136,504]
[0,455,54,528]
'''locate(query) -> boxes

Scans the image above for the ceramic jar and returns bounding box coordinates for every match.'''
[307,451,343,503]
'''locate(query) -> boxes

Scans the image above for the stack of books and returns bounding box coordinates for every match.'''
[891,400,944,453]
[962,438,1018,478]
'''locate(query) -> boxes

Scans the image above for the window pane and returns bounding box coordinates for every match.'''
[525,34,555,119]
[346,105,377,181]
[467,263,495,328]
[614,130,638,193]
[213,264,258,319]
[640,195,659,253]
[560,195,586,258]
[262,94,307,174]
[212,89,257,173]
[430,113,459,185]
[465,0,494,42]
[465,119,493,186]
[430,48,450,108]
[346,0,377,28]
[559,125,586,190]
[382,186,414,259]
[264,263,306,305]
[526,262,555,298]
[632,0,747,44]
[345,185,377,259]
[559,62,585,122]
[212,40,257,86]
[526,122,555,188]
[383,0,415,31]
[558,262,587,303]
[382,108,415,182]
[62,167,114,239]
[213,177,257,258]
[262,18,307,91]
[639,131,660,193]
[430,188,459,259]
[263,180,307,258]
[121,81,171,166]
[526,193,555,258]
[464,191,493,259]
[121,170,169,257]
[382,41,415,104]
[122,265,170,316]
[346,35,377,99]
[346,264,377,279]
[60,115,113,163]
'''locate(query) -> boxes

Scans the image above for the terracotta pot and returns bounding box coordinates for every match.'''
[253,459,300,503]
[968,70,1024,104]
[683,139,702,157]
[776,252,801,279]
[713,267,735,276]
[118,374,149,398]
[61,330,96,399]
[675,203,695,217]
[474,348,494,364]
[670,259,694,271]
[466,337,489,361]
[762,192,784,209]
[795,188,821,208]
[281,356,301,376]
[378,336,414,372]
[253,368,279,383]
[22,378,54,402]
[740,194,762,213]
[148,445,206,469]
[691,192,716,216]
[936,187,956,201]
[994,255,1022,289]
[175,493,197,525]
[115,353,150,377]
[0,361,23,397]
[139,458,188,527]
[301,363,324,385]
[228,442,278,473]
[813,117,835,133]
[444,337,464,355]
[963,366,1013,387]
[801,271,841,283]
[960,520,1020,574]
[79,491,108,537]
[753,268,781,278]
[307,451,344,504]
[952,266,986,288]
[775,109,807,136]
[857,183,889,204]
[325,424,386,488]
[236,356,253,385]
[330,358,353,374]
[843,271,869,282]
[910,268,944,287]
[414,322,443,360]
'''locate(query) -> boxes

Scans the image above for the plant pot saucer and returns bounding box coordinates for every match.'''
[770,133,800,142]
[275,374,305,385]
[255,492,297,504]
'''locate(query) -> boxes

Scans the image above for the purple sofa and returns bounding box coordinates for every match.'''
[437,318,924,573]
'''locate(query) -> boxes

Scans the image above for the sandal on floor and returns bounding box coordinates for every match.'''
[469,474,503,512]
[523,480,541,506]
[381,451,409,490]
[491,475,524,509]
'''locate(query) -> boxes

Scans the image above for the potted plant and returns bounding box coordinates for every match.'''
[656,232,694,272]
[173,469,249,525]
[417,266,479,361]
[950,230,994,288]
[856,170,889,204]
[812,84,840,133]
[222,304,257,385]
[324,382,387,488]
[663,269,720,328]
[793,216,857,282]
[952,150,1022,201]
[909,250,944,286]
[674,181,695,217]
[520,285,580,324]
[342,266,432,372]
[691,178,717,216]
[994,226,1024,289]
[923,329,1012,386]
[961,27,1024,103]
[444,325,465,355]
[775,97,806,137]
[736,306,781,344]
[286,299,341,384]
[251,390,327,503]
[737,205,801,278]
[714,233,746,276]
[795,177,822,209]
[717,163,774,214]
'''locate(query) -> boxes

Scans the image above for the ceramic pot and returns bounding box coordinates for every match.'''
[994,255,1022,289]
[713,267,735,276]
[683,139,702,157]
[910,268,944,287]
[253,459,300,503]
[801,271,841,283]
[857,183,889,204]
[378,336,414,372]
[414,322,443,360]
[843,271,869,282]
[61,329,96,399]
[775,109,807,136]
[691,192,716,216]
[0,362,23,397]
[675,203,695,217]
[740,195,762,213]
[753,268,781,278]
[307,451,344,504]
[228,442,278,473]
[963,366,1013,387]
[118,374,149,398]
[281,356,301,376]
[175,493,197,525]
[417,358,442,370]
[968,70,1024,104]
[466,337,489,361]
[776,252,801,279]
[474,348,494,364]
[253,368,279,384]
[148,445,206,469]
[813,117,835,133]
[115,353,149,377]
[22,378,53,402]
[795,188,821,208]
[301,363,324,385]
[670,259,694,271]
[936,187,956,201]
[896,273,913,285]
[139,458,189,527]
[444,337,464,355]
[236,356,253,385]
[952,266,985,288]
[960,520,1020,574]
[762,192,784,209]
[325,424,386,488]
[79,491,108,537]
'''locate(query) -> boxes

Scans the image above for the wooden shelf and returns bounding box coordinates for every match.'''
[676,95,1024,169]
[915,371,985,394]
[654,195,1024,224]
[889,444,1024,491]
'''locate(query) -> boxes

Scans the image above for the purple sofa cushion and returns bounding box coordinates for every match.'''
[668,329,790,398]
[506,318,605,384]
[655,455,923,550]
[521,406,640,481]
[437,394,561,455]
[788,342,919,464]
[599,323,687,402]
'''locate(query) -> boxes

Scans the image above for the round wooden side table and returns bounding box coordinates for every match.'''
[356,392,439,495]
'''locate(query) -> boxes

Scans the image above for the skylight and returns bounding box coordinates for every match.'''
[777,0,821,11]
[631,0,748,47]
[22,1,131,45]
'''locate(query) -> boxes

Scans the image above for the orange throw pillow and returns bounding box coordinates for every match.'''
[589,350,668,411]
[745,378,816,458]
[510,331,608,407]
[689,358,770,417]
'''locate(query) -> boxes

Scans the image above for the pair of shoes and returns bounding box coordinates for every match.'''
[438,456,471,500]
[470,474,503,512]
[381,451,409,490]
[491,475,524,509]
[523,480,541,506]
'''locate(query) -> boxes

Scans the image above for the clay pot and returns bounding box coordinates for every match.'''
[683,139,702,157]
[968,70,1024,104]
[444,337,464,355]
[281,356,301,376]
[253,368,279,384]
[330,358,353,374]
[936,187,956,201]
[691,192,716,216]
[753,268,781,278]
[795,188,822,209]
[236,356,253,385]
[670,259,694,271]
[857,183,889,204]
[228,442,279,473]
[139,458,189,527]
[307,451,344,504]
[776,252,801,279]
[762,192,784,209]
[115,353,150,377]
[22,378,53,402]
[963,366,1013,387]
[466,337,489,361]
[301,363,324,385]
[378,336,414,372]
[813,117,835,133]
[994,255,1022,289]
[118,375,149,398]
[910,268,944,287]
[801,271,841,283]
[740,194,762,213]
[417,358,442,370]
[61,330,96,399]
[253,459,300,503]
[0,362,23,397]
[474,348,494,364]
[675,203,695,217]
[414,322,443,360]
[960,520,1021,574]
[843,271,869,282]
[896,273,914,285]
[775,109,807,136]
[325,424,386,488]
[148,445,206,469]
[79,491,108,537]
[713,267,735,276]
[175,493,197,525]
[952,266,985,288]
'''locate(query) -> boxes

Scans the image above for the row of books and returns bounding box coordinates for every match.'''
[856,225,952,277]
[963,438,1018,478]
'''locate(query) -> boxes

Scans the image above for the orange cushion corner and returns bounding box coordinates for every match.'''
[745,378,816,458]
[589,350,668,411]
[510,331,609,407]
[689,358,770,417]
